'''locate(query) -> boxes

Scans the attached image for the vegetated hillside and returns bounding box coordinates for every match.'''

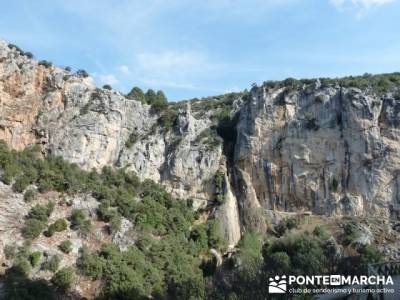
[1,39,400,299]
[0,142,396,299]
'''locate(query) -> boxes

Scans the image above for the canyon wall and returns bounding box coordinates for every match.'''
[1,39,400,246]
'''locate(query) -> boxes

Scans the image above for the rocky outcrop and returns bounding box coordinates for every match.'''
[0,39,225,217]
[234,82,400,233]
[2,38,400,246]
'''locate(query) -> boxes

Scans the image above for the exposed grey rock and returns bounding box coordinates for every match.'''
[2,38,400,248]
[112,218,134,251]
[234,83,400,232]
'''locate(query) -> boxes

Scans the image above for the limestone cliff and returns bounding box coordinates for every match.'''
[1,38,400,248]
[234,80,400,232]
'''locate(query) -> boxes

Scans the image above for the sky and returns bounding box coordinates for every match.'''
[0,0,399,101]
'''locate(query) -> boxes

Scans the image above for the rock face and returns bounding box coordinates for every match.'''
[234,83,400,232]
[0,39,223,207]
[1,38,400,246]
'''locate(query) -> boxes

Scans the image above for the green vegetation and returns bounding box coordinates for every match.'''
[126,86,168,112]
[77,238,206,299]
[274,217,299,237]
[195,128,222,149]
[22,202,54,239]
[46,218,68,237]
[42,255,61,273]
[13,175,31,192]
[13,256,32,275]
[29,251,42,267]
[52,267,75,291]
[4,244,16,259]
[76,69,89,78]
[24,188,37,202]
[3,268,59,300]
[22,219,47,239]
[24,52,34,59]
[38,60,52,68]
[207,219,226,251]
[0,140,389,298]
[69,209,91,235]
[8,43,24,54]
[359,244,384,265]
[191,92,244,161]
[59,240,73,254]
[341,221,362,245]
[0,141,225,298]
[125,132,139,148]
[214,171,226,204]
[28,202,54,222]
[157,107,178,131]
[126,86,146,103]
[103,84,112,90]
[313,225,330,240]
[264,72,400,96]
[264,234,327,275]
[237,232,264,282]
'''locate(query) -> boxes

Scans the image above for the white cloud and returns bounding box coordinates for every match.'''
[223,87,241,93]
[98,73,119,85]
[330,0,396,17]
[131,49,219,89]
[117,65,131,76]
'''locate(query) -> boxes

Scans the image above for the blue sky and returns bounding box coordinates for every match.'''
[1,0,399,101]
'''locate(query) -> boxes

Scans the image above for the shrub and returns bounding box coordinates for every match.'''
[265,251,291,275]
[52,267,75,291]
[69,209,91,234]
[28,202,54,222]
[38,60,52,68]
[152,90,168,112]
[125,132,138,148]
[157,109,178,131]
[342,222,361,245]
[214,171,226,204]
[103,84,112,90]
[359,244,383,265]
[109,214,122,234]
[145,89,157,104]
[22,219,46,239]
[12,175,31,193]
[13,257,32,275]
[46,219,68,237]
[126,87,146,103]
[274,218,298,237]
[8,43,23,54]
[190,224,209,252]
[23,52,34,59]
[313,225,330,240]
[29,251,42,267]
[24,188,37,202]
[77,246,104,279]
[263,234,327,276]
[76,69,89,78]
[4,244,16,259]
[237,232,264,278]
[42,255,61,273]
[59,240,72,254]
